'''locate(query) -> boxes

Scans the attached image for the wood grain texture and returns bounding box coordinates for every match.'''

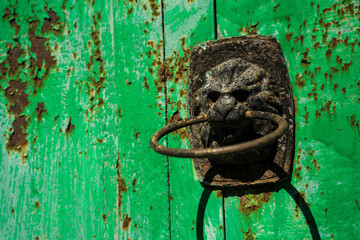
[163,1,225,239]
[1,0,359,239]
[217,0,360,239]
[0,0,169,239]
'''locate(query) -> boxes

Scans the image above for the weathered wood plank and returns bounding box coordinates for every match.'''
[163,1,225,239]
[0,0,169,239]
[217,0,360,239]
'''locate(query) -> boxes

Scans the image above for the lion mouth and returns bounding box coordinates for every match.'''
[209,126,245,146]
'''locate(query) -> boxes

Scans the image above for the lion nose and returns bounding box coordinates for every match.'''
[212,94,236,119]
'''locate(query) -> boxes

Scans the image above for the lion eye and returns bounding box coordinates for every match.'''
[208,91,220,103]
[233,89,250,102]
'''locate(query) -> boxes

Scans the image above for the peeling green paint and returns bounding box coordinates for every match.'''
[218,0,360,239]
[0,0,359,239]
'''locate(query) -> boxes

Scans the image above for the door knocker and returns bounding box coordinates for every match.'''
[150,35,294,188]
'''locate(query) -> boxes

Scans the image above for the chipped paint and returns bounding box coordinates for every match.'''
[218,0,360,238]
[0,0,358,239]
[237,193,272,216]
[116,152,128,218]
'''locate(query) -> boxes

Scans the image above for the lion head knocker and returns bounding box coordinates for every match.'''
[151,36,294,188]
[195,58,282,166]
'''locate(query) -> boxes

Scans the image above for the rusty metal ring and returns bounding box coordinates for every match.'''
[150,111,288,158]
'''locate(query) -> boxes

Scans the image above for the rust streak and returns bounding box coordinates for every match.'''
[28,22,56,87]
[65,118,75,136]
[41,7,62,34]
[0,46,23,75]
[122,213,132,230]
[237,193,272,215]
[116,151,128,218]
[35,102,47,121]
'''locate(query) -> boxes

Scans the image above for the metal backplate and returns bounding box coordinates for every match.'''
[187,35,294,188]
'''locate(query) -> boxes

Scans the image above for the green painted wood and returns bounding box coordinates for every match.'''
[1,0,359,239]
[217,0,360,239]
[163,1,225,239]
[0,0,169,239]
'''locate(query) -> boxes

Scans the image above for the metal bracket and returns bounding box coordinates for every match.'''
[187,36,294,188]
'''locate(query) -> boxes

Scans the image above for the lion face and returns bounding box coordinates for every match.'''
[194,58,283,164]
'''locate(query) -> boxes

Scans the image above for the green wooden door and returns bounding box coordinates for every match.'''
[0,0,359,239]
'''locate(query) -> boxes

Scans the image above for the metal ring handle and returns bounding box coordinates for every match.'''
[150,111,288,158]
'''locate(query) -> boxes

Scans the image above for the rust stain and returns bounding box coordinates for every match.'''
[132,179,137,192]
[88,0,95,7]
[41,7,62,34]
[6,115,29,152]
[35,102,47,121]
[127,6,134,16]
[143,77,150,90]
[294,191,309,218]
[146,39,164,95]
[308,149,315,156]
[216,190,223,198]
[315,110,321,119]
[320,84,325,91]
[237,192,272,215]
[83,12,106,119]
[325,50,332,61]
[168,110,188,139]
[349,114,359,129]
[0,46,23,75]
[122,213,132,231]
[273,3,280,12]
[148,0,161,19]
[65,118,75,136]
[355,200,360,211]
[34,201,40,211]
[2,8,20,36]
[311,159,320,171]
[295,73,305,88]
[102,213,107,222]
[11,207,15,214]
[158,61,171,81]
[303,111,309,124]
[5,80,29,116]
[28,21,57,87]
[294,166,303,179]
[240,228,256,240]
[341,61,352,72]
[239,21,259,35]
[320,99,333,116]
[169,195,174,201]
[117,107,123,118]
[116,151,128,218]
[131,126,140,140]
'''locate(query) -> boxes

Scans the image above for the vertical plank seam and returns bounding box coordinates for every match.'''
[222,193,227,240]
[161,0,172,239]
[213,1,227,239]
[213,0,218,39]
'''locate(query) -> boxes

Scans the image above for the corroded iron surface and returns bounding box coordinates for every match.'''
[150,111,288,159]
[188,35,295,187]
